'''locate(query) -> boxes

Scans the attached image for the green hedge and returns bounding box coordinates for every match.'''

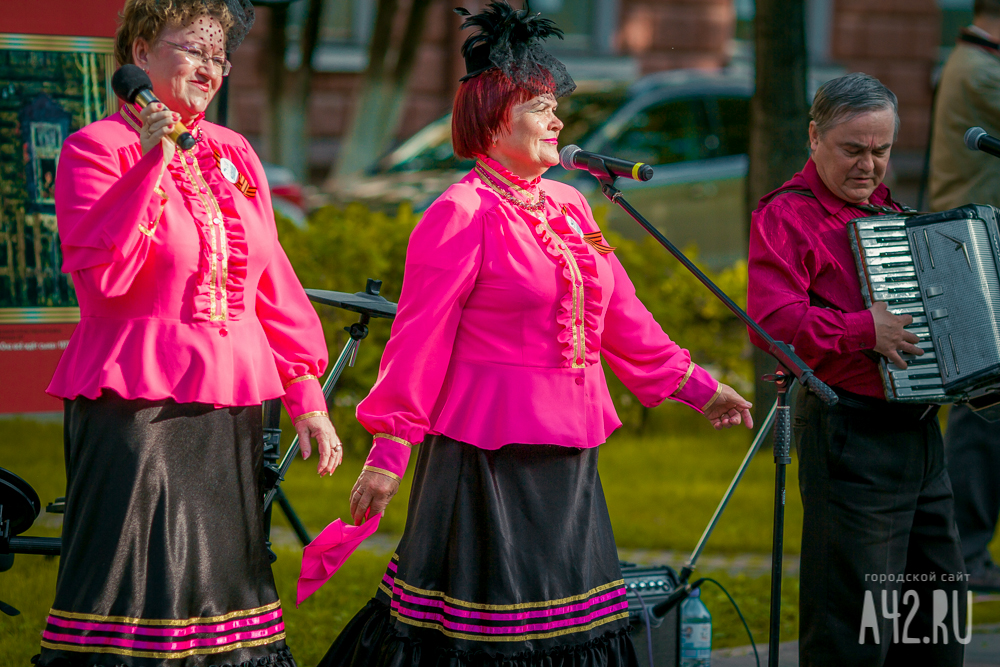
[276,204,752,453]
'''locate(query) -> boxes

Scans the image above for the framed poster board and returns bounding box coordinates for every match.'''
[0,34,115,411]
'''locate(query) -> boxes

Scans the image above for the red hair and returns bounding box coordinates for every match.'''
[452,68,539,160]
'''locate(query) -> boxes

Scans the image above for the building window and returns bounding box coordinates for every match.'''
[532,0,595,52]
[286,0,376,72]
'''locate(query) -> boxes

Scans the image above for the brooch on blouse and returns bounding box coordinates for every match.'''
[213,150,257,199]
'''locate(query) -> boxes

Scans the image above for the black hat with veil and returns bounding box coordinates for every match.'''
[455,1,576,97]
[222,0,255,51]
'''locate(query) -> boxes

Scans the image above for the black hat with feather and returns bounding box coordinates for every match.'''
[454,1,576,97]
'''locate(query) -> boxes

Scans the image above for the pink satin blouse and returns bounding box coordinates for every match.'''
[360,157,721,481]
[46,106,328,419]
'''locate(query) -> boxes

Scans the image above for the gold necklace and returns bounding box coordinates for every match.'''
[475,163,547,213]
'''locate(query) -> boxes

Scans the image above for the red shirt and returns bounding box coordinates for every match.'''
[747,158,895,399]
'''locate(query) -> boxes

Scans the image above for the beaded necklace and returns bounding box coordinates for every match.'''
[475,161,547,213]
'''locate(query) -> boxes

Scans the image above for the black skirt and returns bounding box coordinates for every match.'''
[35,392,295,667]
[319,435,637,667]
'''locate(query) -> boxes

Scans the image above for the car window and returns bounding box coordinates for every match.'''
[556,89,630,148]
[709,96,750,157]
[603,98,712,166]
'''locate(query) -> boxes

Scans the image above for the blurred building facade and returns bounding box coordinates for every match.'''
[225,0,970,181]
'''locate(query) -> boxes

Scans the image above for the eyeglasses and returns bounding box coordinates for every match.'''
[161,40,232,77]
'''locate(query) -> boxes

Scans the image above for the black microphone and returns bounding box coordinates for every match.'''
[112,65,197,150]
[559,144,654,181]
[964,126,1000,160]
[650,577,705,618]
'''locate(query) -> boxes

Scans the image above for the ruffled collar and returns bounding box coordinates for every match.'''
[476,156,542,194]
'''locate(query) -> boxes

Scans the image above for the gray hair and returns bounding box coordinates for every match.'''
[810,72,899,141]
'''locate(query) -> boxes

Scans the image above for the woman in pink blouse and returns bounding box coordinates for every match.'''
[320,4,753,667]
[37,2,338,666]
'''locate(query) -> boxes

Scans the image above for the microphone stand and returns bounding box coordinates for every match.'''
[579,157,838,667]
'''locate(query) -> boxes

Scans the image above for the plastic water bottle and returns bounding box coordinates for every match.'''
[680,586,712,667]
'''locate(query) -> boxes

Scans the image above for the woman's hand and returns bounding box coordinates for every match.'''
[350,470,400,526]
[293,414,342,476]
[137,102,179,164]
[704,383,754,430]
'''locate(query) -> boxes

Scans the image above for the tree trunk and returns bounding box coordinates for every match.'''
[329,0,434,184]
[262,4,288,165]
[261,0,323,180]
[747,0,810,425]
[281,0,324,181]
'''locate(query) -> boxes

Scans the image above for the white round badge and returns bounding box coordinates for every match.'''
[220,158,239,184]
[566,215,584,238]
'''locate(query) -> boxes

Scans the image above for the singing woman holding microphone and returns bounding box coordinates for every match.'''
[37,1,339,665]
[320,3,754,666]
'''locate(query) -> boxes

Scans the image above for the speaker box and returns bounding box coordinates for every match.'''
[621,561,680,667]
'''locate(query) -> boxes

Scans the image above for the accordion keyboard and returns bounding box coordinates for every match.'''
[849,216,948,403]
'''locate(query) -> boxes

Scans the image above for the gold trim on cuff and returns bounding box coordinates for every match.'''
[293,410,328,424]
[283,374,318,389]
[672,362,695,396]
[701,384,724,412]
[373,433,412,448]
[363,465,402,482]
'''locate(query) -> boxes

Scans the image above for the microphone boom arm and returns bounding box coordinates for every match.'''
[586,159,837,403]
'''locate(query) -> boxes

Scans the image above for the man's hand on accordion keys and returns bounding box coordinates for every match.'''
[869,301,924,370]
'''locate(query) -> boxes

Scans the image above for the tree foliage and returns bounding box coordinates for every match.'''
[602,229,752,432]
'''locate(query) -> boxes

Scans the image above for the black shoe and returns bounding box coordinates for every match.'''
[967,560,1000,593]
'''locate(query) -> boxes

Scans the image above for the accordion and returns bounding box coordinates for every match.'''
[848,204,1000,411]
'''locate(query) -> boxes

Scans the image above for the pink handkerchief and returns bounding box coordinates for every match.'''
[296,513,381,606]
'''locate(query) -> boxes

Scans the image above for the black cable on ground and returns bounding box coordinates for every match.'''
[700,577,760,667]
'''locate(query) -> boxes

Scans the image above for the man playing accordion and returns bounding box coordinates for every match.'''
[747,73,967,667]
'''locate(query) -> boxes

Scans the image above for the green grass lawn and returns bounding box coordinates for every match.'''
[2,410,999,665]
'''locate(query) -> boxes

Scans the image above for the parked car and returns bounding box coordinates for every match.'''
[261,161,307,227]
[558,69,752,269]
[328,68,822,269]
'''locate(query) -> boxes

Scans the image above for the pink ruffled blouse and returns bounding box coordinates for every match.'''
[360,157,720,481]
[46,105,328,420]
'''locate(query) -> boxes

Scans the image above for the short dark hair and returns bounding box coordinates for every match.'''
[810,72,899,141]
[976,0,1000,18]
